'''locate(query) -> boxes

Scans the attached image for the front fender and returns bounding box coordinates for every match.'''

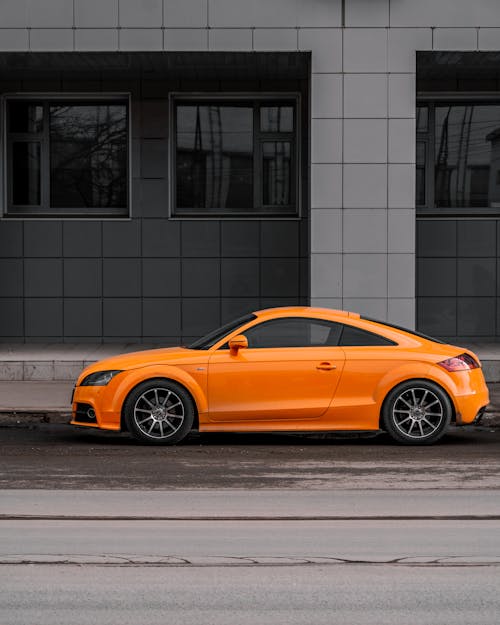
[103,364,208,417]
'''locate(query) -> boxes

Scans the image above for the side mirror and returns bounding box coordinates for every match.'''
[229,334,248,355]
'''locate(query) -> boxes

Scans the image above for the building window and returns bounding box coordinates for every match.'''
[4,96,129,217]
[172,96,299,217]
[417,100,500,215]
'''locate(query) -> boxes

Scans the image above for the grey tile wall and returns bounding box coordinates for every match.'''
[6,2,498,342]
[0,70,308,343]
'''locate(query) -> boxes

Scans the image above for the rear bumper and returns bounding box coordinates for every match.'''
[453,371,489,425]
[472,406,488,425]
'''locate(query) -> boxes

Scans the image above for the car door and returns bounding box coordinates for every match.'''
[207,317,345,422]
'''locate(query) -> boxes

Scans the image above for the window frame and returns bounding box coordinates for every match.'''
[169,93,301,219]
[417,93,500,217]
[2,92,132,220]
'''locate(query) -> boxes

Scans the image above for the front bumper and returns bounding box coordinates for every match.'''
[70,384,121,431]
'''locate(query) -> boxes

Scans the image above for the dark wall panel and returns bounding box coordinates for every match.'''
[417,219,500,342]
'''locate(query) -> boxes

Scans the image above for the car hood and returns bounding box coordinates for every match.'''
[77,346,202,383]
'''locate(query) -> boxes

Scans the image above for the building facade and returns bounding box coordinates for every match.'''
[0,0,499,344]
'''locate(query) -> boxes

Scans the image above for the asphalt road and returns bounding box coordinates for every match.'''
[1,423,500,489]
[2,421,500,625]
[1,516,499,625]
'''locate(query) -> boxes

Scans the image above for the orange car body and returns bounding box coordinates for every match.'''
[71,307,489,435]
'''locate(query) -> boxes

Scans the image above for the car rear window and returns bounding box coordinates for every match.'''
[340,325,397,347]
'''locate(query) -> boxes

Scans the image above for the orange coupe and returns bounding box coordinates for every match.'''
[71,307,489,445]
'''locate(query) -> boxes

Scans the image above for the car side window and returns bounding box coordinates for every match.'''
[244,317,342,349]
[339,325,396,347]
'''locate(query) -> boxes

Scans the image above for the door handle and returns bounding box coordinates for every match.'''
[316,362,336,371]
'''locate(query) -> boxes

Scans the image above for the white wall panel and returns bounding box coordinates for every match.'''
[343,164,387,208]
[343,253,388,298]
[311,209,343,254]
[388,119,415,164]
[312,74,343,118]
[208,0,342,28]
[388,28,432,72]
[345,0,389,27]
[344,119,387,163]
[390,0,500,28]
[311,118,342,164]
[30,29,74,51]
[311,254,343,298]
[343,209,387,253]
[311,164,343,209]
[343,28,387,73]
[164,28,208,50]
[164,0,208,28]
[0,29,29,50]
[344,74,387,118]
[254,29,297,51]
[209,28,253,51]
[75,0,118,28]
[299,28,342,73]
[433,28,478,50]
[388,74,415,118]
[28,0,73,28]
[75,29,119,50]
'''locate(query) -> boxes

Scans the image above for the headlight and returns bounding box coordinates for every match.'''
[80,370,123,386]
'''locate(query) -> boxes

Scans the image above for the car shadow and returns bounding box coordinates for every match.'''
[55,423,497,448]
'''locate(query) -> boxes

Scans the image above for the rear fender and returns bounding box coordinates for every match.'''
[374,363,460,423]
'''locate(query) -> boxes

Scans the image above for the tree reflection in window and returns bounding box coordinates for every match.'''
[175,98,298,216]
[6,98,128,216]
[417,102,500,212]
[176,105,253,211]
[50,104,127,210]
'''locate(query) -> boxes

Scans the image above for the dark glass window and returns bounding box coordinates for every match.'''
[416,141,426,207]
[9,102,43,133]
[339,325,396,347]
[6,98,129,217]
[417,101,500,215]
[176,105,253,212]
[173,98,298,216]
[243,318,342,349]
[12,142,41,206]
[50,105,127,210]
[260,106,294,132]
[262,141,291,206]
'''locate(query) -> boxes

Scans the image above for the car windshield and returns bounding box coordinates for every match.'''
[187,314,257,350]
[361,316,445,344]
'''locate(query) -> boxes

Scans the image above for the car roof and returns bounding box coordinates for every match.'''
[251,306,428,347]
[254,306,361,320]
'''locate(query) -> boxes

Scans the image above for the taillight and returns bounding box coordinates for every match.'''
[438,353,480,372]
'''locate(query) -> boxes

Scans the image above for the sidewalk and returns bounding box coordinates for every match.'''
[0,380,499,427]
[1,342,500,382]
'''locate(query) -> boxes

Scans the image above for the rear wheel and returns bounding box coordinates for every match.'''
[123,379,194,445]
[382,381,452,445]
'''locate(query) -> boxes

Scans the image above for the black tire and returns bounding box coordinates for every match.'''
[123,379,194,445]
[382,380,452,445]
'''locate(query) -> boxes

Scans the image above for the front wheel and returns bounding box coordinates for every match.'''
[123,379,194,445]
[382,381,452,445]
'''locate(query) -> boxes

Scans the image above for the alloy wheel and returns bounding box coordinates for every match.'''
[392,387,444,440]
[133,387,185,440]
